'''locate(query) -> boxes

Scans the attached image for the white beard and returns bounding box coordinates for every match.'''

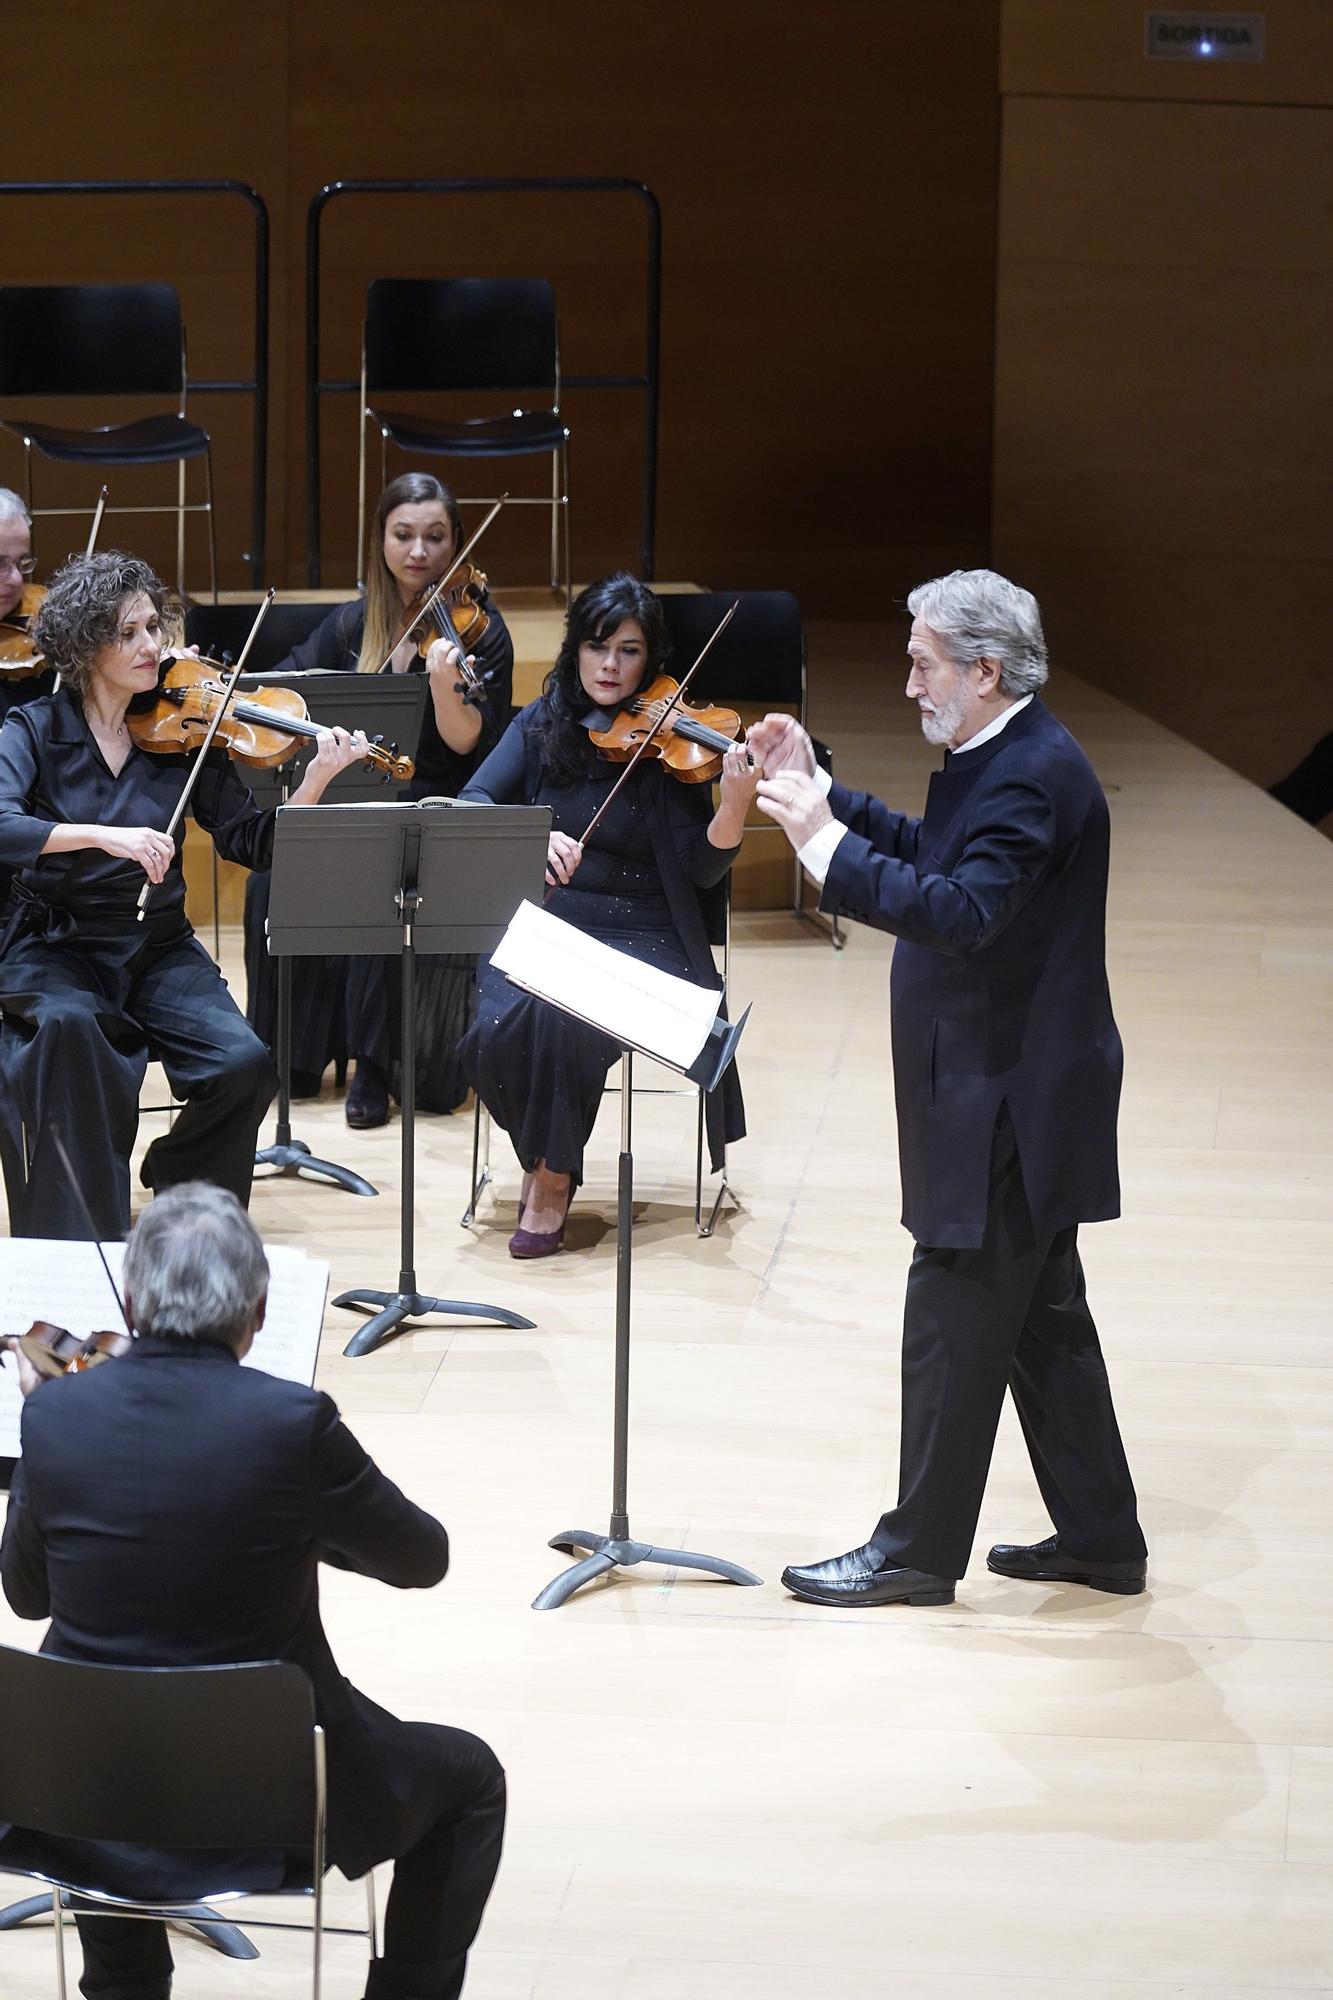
[918,688,969,747]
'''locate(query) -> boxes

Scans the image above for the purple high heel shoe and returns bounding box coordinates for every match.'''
[508,1180,574,1259]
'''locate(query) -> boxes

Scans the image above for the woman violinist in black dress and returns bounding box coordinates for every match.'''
[0,551,371,1240]
[242,471,513,1122]
[458,573,756,1256]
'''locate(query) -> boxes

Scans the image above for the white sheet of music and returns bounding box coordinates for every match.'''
[490,897,720,1071]
[0,1239,329,1458]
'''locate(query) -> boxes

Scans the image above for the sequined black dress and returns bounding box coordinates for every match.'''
[457,702,744,1185]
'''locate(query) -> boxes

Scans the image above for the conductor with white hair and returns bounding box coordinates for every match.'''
[750,569,1147,1607]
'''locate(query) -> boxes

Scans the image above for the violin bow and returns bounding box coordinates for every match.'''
[369,494,509,676]
[49,1124,135,1337]
[84,485,109,558]
[574,598,741,851]
[134,588,276,920]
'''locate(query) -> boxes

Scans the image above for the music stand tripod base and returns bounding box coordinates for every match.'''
[255,1133,377,1198]
[534,1530,761,1611]
[336,1286,535,1358]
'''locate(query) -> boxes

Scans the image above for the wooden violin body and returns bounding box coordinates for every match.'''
[0,583,49,680]
[19,1319,131,1379]
[407,559,492,704]
[589,674,743,784]
[130,657,415,780]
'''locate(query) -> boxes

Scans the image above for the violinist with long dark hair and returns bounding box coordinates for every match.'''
[458,572,754,1256]
[242,471,513,1123]
[0,551,370,1240]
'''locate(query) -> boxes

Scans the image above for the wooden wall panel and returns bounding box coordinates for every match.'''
[284,0,1002,608]
[994,37,1333,802]
[0,1,1003,615]
[1003,0,1333,106]
[0,0,291,591]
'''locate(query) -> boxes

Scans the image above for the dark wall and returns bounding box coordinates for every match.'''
[4,1,1002,611]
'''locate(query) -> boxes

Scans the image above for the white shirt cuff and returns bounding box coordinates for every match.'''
[797,817,848,887]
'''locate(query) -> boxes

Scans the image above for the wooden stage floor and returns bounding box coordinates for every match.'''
[3,622,1331,1997]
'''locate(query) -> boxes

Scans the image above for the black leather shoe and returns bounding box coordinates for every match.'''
[986,1534,1147,1595]
[780,1544,955,1607]
[345,1064,389,1130]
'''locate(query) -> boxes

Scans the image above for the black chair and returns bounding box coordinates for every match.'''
[0,1647,376,2000]
[184,599,342,671]
[0,284,217,599]
[358,277,570,599]
[656,590,842,948]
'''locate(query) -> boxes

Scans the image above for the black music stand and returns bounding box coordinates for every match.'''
[499,960,761,1609]
[268,801,549,1356]
[248,674,426,1197]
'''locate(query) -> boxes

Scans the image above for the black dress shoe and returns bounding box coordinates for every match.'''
[780,1544,955,1607]
[986,1534,1147,1595]
[345,1064,389,1130]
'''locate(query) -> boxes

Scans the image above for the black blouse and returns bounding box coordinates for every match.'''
[276,595,514,799]
[0,685,274,938]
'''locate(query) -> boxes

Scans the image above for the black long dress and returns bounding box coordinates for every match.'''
[0,684,278,1239]
[457,701,745,1185]
[242,597,513,1106]
[0,668,57,914]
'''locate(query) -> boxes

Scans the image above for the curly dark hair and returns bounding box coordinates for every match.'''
[32,551,169,697]
[530,572,672,787]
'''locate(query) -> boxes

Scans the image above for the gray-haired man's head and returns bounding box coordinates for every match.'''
[124,1183,268,1353]
[904,569,1048,748]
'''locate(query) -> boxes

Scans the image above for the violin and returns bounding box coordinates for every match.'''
[0,582,49,681]
[403,558,495,706]
[129,656,415,780]
[14,1321,131,1379]
[589,674,746,785]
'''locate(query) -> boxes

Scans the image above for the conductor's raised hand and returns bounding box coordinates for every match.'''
[745,712,816,779]
[755,768,834,850]
[99,825,176,883]
[545,830,583,887]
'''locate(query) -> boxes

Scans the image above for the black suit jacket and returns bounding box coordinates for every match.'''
[821,698,1123,1249]
[0,1338,449,1887]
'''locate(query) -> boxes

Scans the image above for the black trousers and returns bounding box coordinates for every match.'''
[74,1723,506,2000]
[0,925,276,1239]
[871,1108,1146,1580]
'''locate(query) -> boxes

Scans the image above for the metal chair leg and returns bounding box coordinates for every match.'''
[51,1890,68,2000]
[203,442,218,605]
[175,454,187,598]
[560,434,572,609]
[461,1096,492,1225]
[356,342,369,586]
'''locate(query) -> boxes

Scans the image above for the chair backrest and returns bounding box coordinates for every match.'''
[0,1647,317,1851]
[185,600,337,670]
[0,284,184,400]
[365,277,557,396]
[657,590,805,709]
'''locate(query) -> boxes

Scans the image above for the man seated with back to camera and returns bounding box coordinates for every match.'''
[0,1182,505,2000]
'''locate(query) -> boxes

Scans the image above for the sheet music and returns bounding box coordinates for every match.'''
[0,1238,329,1458]
[490,898,720,1071]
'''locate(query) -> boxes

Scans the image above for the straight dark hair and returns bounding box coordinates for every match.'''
[531,572,671,787]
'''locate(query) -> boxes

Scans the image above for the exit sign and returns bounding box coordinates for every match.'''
[1145,12,1265,60]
